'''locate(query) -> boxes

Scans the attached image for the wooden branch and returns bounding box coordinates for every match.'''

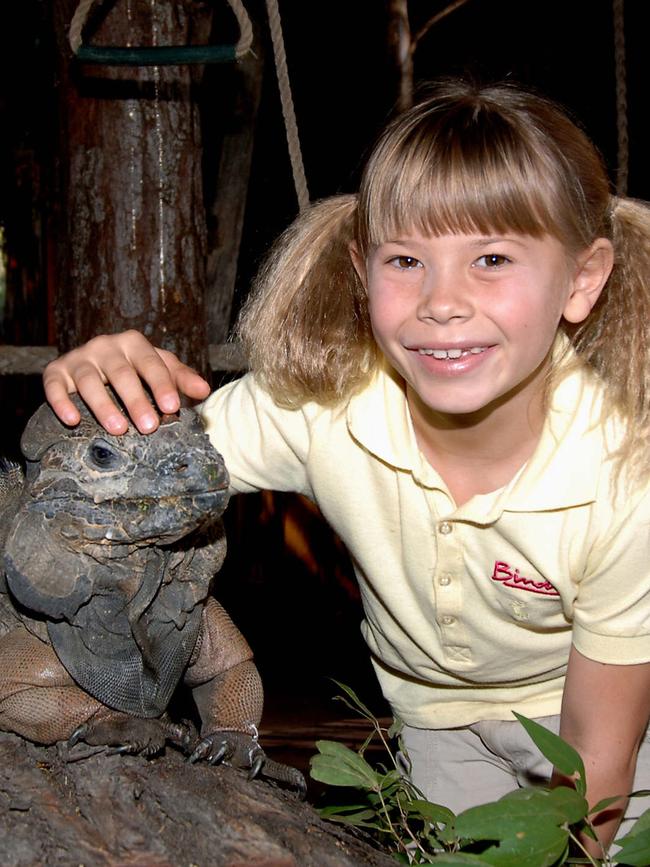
[0,344,247,375]
[412,0,473,51]
[0,347,58,376]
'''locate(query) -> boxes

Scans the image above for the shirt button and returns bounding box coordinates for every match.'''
[440,615,455,626]
[439,574,452,586]
[438,521,453,535]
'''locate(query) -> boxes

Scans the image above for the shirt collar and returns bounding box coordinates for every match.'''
[346,342,613,519]
[346,358,426,476]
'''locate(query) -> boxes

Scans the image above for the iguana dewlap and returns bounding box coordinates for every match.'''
[0,394,300,787]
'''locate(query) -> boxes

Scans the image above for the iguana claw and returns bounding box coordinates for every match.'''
[187,729,262,768]
[186,728,306,797]
[66,713,195,757]
[248,753,265,779]
[68,723,88,749]
[209,744,229,765]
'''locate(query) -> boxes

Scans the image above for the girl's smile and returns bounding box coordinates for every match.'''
[413,344,491,376]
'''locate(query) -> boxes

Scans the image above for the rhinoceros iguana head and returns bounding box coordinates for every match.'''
[4,390,229,620]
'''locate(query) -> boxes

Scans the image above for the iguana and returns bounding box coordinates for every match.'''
[0,393,303,791]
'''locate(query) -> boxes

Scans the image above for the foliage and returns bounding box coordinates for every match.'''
[309,682,650,866]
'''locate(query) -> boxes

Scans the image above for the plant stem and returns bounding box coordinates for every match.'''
[567,828,603,866]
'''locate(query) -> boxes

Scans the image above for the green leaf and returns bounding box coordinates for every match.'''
[330,679,377,721]
[589,793,624,814]
[406,798,456,827]
[318,803,375,818]
[617,806,650,840]
[513,713,586,796]
[613,826,650,865]
[479,824,568,867]
[615,807,650,842]
[389,716,404,738]
[455,798,562,839]
[378,768,402,789]
[309,740,380,788]
[453,793,571,864]
[428,855,496,865]
[545,786,590,823]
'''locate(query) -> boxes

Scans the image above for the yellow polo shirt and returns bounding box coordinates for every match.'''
[200,355,650,728]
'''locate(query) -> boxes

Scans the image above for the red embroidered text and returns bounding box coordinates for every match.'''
[490,561,560,597]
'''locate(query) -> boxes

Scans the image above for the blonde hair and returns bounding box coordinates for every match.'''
[237,79,650,474]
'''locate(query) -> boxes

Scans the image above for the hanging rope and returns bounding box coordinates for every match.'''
[264,0,310,212]
[68,0,253,65]
[613,0,628,196]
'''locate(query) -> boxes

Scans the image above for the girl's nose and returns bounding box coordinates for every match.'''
[416,272,473,324]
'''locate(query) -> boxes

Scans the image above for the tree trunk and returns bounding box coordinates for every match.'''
[205,20,264,345]
[52,0,214,373]
[386,0,413,111]
[0,731,395,866]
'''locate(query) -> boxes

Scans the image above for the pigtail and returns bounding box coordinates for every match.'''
[570,196,650,477]
[235,195,377,408]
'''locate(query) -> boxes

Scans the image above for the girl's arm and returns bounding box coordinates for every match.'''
[555,645,650,855]
[42,330,211,434]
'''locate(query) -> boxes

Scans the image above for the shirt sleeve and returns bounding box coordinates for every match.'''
[198,374,313,498]
[571,481,650,665]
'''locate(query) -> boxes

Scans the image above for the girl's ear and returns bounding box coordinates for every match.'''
[349,242,368,289]
[563,238,614,324]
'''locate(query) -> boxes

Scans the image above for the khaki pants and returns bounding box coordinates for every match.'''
[400,715,650,843]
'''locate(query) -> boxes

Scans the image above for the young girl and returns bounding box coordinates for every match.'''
[43,79,650,852]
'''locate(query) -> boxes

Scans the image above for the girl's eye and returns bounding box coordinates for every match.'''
[475,253,510,268]
[389,256,422,270]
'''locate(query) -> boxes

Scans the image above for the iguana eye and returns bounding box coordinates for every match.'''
[88,440,119,469]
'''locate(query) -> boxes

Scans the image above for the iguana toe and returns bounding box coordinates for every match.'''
[186,729,306,797]
[188,729,263,770]
[67,714,170,756]
[68,723,89,749]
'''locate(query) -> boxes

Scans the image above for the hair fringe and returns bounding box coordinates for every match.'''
[568,197,650,481]
[235,195,377,407]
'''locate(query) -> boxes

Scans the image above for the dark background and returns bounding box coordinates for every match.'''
[0,0,648,742]
[2,0,649,349]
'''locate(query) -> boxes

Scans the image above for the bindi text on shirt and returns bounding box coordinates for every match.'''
[490,561,560,597]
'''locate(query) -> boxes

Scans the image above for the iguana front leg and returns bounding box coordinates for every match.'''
[0,626,192,755]
[0,626,103,744]
[184,596,264,741]
[185,597,306,793]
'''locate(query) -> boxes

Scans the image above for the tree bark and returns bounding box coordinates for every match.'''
[52,0,214,373]
[0,731,395,867]
[205,22,264,344]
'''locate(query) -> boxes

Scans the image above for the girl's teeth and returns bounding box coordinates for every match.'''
[419,347,486,358]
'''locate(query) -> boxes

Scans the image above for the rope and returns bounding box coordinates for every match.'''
[613,0,628,196]
[264,0,310,211]
[69,0,94,54]
[229,0,254,58]
[68,0,253,62]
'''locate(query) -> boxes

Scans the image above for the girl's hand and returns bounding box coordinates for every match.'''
[42,330,212,435]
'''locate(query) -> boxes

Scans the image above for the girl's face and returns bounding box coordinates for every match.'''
[352,230,611,423]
